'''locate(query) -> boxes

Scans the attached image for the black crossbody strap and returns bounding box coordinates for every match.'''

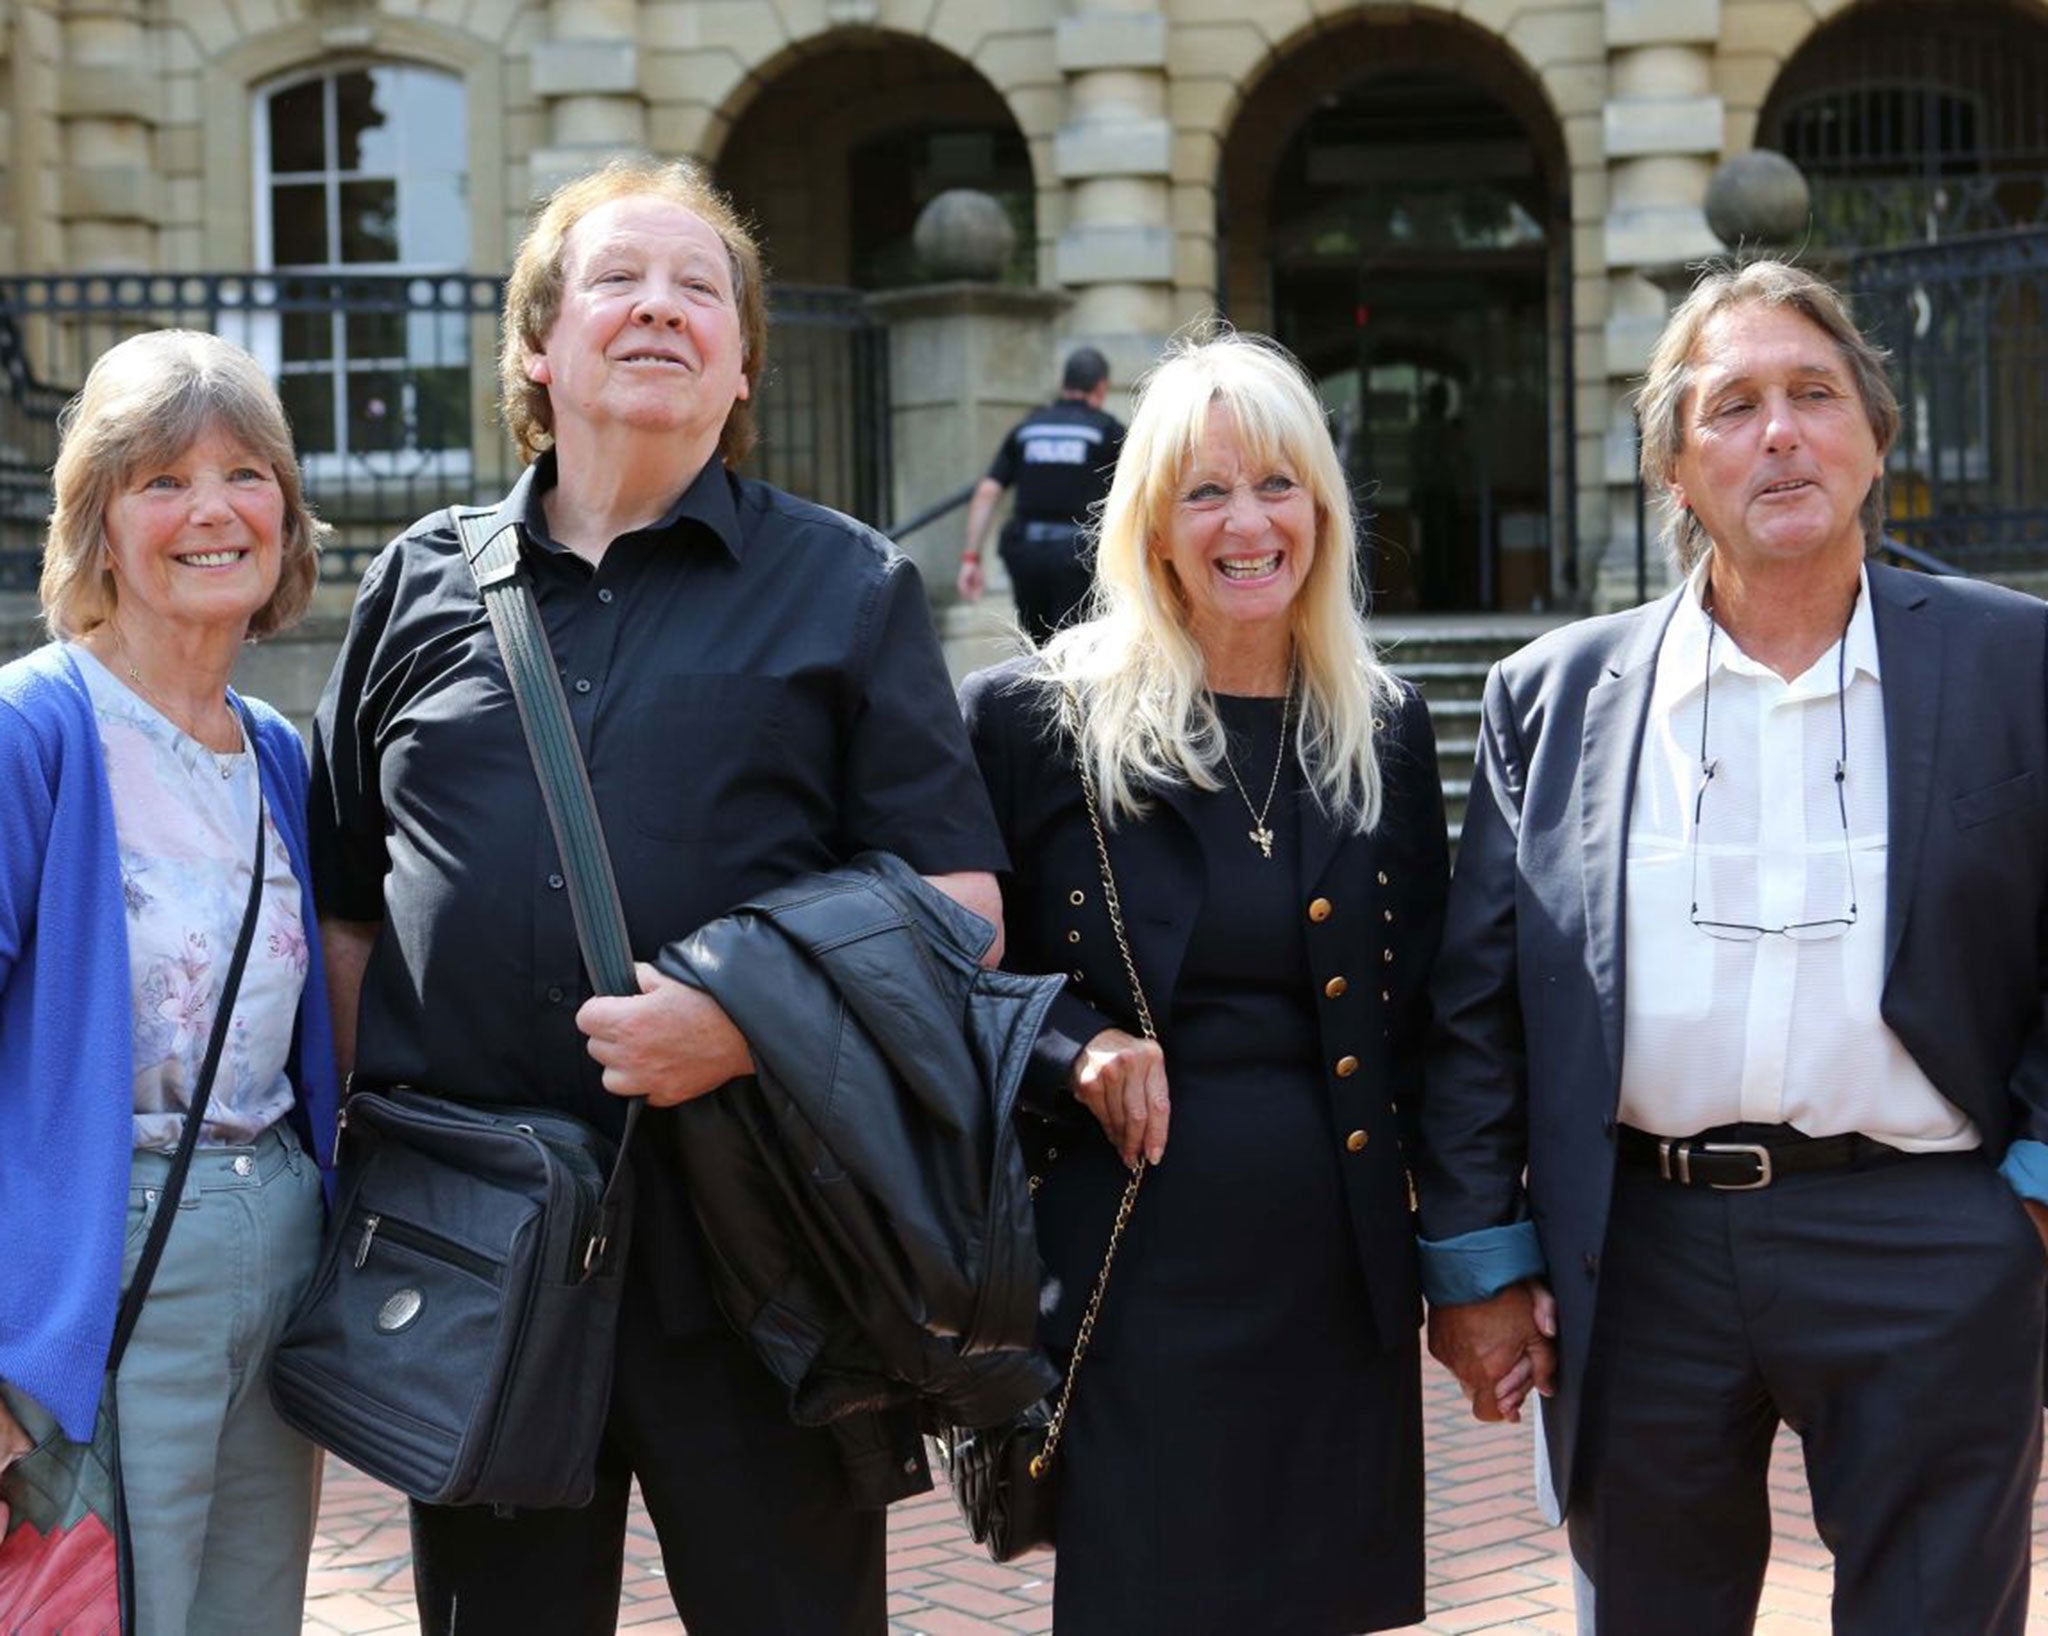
[109,703,269,1370]
[454,508,642,1196]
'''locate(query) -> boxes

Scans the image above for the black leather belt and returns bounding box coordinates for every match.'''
[1616,1124,1912,1191]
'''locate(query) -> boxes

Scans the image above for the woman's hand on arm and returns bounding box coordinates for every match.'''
[1071,1028,1170,1167]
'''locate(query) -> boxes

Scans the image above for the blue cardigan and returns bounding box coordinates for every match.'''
[0,643,340,1441]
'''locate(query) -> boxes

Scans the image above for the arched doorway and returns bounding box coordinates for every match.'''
[1221,19,1569,613]
[1762,0,2048,250]
[712,37,1035,522]
[715,36,1034,290]
[1761,0,2048,573]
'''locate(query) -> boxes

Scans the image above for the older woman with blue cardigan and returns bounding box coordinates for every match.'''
[0,330,339,1633]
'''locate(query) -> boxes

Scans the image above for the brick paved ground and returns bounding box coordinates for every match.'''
[304,1361,2048,1633]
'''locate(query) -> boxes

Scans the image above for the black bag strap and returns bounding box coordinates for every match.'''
[108,701,269,1371]
[454,507,641,1242]
[1028,686,1149,1479]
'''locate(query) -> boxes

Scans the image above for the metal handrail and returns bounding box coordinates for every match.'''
[885,481,975,543]
[1873,532,1964,577]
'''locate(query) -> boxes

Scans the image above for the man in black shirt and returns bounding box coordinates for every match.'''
[955,345,1125,643]
[309,157,1007,1636]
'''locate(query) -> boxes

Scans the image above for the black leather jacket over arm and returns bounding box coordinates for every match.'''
[657,852,1062,1500]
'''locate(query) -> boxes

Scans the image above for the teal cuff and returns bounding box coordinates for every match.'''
[1998,1139,2048,1207]
[1417,1221,1546,1306]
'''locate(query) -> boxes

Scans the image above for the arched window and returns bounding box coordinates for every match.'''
[1760,1,2048,250]
[253,65,471,468]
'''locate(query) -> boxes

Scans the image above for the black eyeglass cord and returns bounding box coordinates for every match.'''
[1693,579,1860,924]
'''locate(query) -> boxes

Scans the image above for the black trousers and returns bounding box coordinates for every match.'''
[1568,1150,2045,1636]
[408,1260,884,1636]
[998,519,1092,646]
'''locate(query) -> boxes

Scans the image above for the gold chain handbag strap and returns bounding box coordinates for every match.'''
[1033,688,1155,1479]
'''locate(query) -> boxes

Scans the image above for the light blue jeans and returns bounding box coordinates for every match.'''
[113,1122,323,1636]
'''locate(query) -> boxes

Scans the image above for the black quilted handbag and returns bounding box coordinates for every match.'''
[937,1398,1057,1562]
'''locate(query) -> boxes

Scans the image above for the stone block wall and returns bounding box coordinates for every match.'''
[2,0,2042,612]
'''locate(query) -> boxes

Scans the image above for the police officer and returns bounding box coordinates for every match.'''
[955,346,1125,644]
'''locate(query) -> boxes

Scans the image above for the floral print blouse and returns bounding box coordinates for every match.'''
[73,647,307,1150]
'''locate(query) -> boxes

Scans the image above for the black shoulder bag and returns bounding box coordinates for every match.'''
[269,510,643,1510]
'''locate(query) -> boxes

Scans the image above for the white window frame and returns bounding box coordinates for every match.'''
[251,62,472,483]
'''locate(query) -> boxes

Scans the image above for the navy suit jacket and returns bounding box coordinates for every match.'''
[960,658,1450,1351]
[1416,560,2048,1513]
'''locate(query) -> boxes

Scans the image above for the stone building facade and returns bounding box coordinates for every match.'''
[2,0,2045,613]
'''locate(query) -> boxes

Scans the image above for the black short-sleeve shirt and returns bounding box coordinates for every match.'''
[310,452,1006,1141]
[986,399,1125,526]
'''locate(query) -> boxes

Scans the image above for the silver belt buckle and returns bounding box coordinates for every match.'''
[1701,1141,1773,1191]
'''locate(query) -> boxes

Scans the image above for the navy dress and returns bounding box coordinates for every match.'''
[1031,696,1425,1635]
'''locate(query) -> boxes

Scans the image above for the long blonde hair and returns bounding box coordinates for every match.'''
[1037,329,1401,831]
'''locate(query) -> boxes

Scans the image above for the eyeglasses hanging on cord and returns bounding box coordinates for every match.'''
[1688,585,1861,943]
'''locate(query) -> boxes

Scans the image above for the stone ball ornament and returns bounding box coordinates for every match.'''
[913,189,1017,283]
[1705,150,1814,251]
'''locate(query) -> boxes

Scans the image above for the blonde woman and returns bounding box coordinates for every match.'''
[0,330,337,1633]
[960,331,1448,1634]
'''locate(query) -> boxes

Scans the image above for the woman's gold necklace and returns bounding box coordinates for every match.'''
[1215,679,1294,860]
[106,624,242,776]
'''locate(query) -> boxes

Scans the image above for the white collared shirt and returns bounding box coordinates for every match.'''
[1615,565,1978,1151]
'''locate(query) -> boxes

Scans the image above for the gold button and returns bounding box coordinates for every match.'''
[1067,929,1081,944]
[1308,897,1333,923]
[1324,975,1348,999]
[1383,909,1395,923]
[1068,889,1085,907]
[1070,969,1084,983]
[1335,1055,1359,1078]
[1382,948,1394,964]
[1345,1129,1368,1152]
[1381,989,1391,1002]
[1377,871,1389,886]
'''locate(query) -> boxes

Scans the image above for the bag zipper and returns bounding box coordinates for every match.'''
[352,1210,501,1281]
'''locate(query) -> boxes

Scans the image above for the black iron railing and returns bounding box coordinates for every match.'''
[1849,228,2048,576]
[0,273,891,590]
[885,481,974,543]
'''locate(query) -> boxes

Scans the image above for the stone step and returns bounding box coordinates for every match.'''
[1387,658,1491,701]
[1376,614,1566,670]
[1380,617,1562,849]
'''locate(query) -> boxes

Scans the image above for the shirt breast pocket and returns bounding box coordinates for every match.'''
[626,674,792,841]
[1621,838,1715,1021]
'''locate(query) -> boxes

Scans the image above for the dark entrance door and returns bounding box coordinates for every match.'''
[1278,261,1547,611]
[1264,69,1559,613]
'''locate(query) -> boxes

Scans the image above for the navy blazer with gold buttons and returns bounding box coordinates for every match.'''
[959,656,1451,1350]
